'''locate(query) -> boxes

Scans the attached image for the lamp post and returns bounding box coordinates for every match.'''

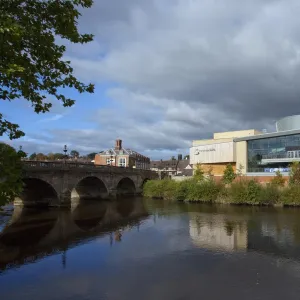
[63,145,68,163]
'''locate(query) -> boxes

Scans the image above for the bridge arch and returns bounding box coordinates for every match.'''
[71,176,109,201]
[141,178,150,187]
[0,209,58,247]
[17,178,59,207]
[116,177,136,197]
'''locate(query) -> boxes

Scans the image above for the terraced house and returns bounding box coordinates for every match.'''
[94,139,150,170]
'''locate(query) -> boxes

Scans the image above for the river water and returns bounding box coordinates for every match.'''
[1,198,300,299]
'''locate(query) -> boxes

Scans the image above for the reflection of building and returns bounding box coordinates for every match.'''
[190,115,300,181]
[189,213,247,252]
[94,139,150,169]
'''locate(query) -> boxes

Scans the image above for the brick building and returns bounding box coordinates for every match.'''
[150,155,193,177]
[94,139,150,169]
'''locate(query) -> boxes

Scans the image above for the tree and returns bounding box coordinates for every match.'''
[87,152,97,160]
[184,155,190,160]
[29,152,37,160]
[193,163,205,182]
[271,170,285,187]
[0,143,23,206]
[223,164,236,184]
[53,153,65,160]
[70,150,79,158]
[0,0,94,140]
[289,161,300,185]
[236,164,245,178]
[171,156,176,160]
[35,153,47,161]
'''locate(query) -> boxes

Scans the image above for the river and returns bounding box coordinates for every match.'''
[1,198,300,299]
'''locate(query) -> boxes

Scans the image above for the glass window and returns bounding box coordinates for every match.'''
[247,133,300,173]
[119,158,126,167]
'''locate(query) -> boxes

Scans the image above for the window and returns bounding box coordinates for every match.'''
[119,158,126,167]
[106,158,114,165]
[247,133,300,172]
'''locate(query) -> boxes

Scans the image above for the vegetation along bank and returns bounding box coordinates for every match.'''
[143,163,300,207]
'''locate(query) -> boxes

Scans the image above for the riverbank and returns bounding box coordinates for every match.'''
[143,179,300,207]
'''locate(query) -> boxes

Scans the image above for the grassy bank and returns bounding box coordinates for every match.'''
[143,178,300,207]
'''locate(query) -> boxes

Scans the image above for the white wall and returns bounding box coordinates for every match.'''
[190,141,235,164]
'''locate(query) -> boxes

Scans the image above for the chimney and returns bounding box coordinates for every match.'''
[178,154,182,161]
[115,139,122,150]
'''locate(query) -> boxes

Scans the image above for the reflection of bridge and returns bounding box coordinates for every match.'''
[17,161,157,208]
[0,198,149,272]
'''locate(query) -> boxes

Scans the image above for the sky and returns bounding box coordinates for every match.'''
[2,0,300,159]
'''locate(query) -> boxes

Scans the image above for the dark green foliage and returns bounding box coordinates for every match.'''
[222,164,236,184]
[87,152,97,160]
[0,143,23,206]
[70,150,80,158]
[281,185,300,206]
[229,180,262,204]
[0,0,94,139]
[185,180,224,203]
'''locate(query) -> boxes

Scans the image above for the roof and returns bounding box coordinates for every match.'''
[99,148,150,160]
[234,129,300,142]
[150,159,192,170]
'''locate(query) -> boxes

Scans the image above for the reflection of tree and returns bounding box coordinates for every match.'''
[224,221,235,236]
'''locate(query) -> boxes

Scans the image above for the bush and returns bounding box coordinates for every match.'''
[281,185,300,206]
[143,180,165,198]
[222,164,236,184]
[271,170,286,187]
[185,179,224,203]
[259,184,281,205]
[229,179,262,205]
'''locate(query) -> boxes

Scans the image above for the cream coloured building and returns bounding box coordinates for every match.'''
[190,129,261,176]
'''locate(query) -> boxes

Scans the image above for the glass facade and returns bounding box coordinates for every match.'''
[247,134,300,172]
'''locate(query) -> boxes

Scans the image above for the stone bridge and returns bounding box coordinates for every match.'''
[17,161,158,208]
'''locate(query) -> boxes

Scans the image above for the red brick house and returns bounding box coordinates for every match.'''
[94,139,150,170]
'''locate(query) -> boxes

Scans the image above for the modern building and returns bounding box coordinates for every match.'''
[94,139,150,169]
[190,129,262,176]
[235,115,300,176]
[190,115,300,180]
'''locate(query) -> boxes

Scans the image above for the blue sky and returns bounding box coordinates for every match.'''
[2,0,300,159]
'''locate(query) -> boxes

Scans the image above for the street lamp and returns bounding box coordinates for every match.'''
[108,150,114,166]
[63,145,68,162]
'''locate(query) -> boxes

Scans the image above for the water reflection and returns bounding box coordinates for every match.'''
[0,198,148,272]
[3,200,300,299]
[189,213,248,251]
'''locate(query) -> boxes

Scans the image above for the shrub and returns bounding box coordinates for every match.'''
[289,161,300,185]
[229,179,262,205]
[143,180,165,198]
[281,185,300,206]
[222,164,236,184]
[259,184,281,205]
[185,179,224,203]
[270,170,286,187]
[193,163,205,182]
